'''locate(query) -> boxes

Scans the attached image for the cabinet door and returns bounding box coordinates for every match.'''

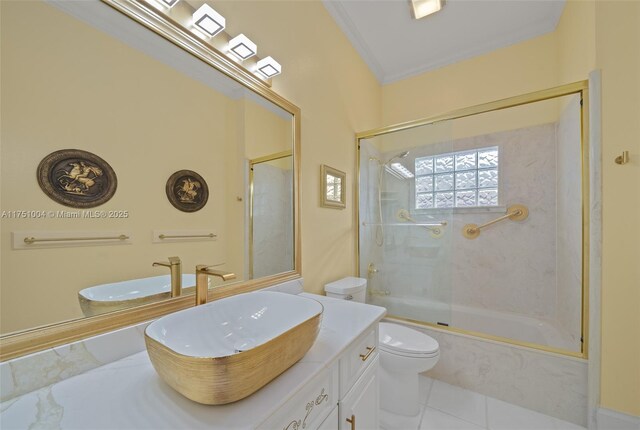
[317,407,339,430]
[340,355,379,430]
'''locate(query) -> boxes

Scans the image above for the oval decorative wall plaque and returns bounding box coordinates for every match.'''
[165,170,209,212]
[37,149,118,208]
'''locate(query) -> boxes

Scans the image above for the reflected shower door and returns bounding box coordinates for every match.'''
[250,154,294,279]
[359,120,454,326]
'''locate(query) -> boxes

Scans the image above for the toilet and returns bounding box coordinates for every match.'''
[324,277,440,419]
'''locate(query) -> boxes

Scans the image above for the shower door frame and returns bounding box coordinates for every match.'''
[355,80,590,359]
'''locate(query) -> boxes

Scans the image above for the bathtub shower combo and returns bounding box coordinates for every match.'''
[357,83,591,426]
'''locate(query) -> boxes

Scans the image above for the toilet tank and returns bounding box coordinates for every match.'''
[324,277,367,303]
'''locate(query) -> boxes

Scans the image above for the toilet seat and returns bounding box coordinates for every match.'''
[379,322,439,357]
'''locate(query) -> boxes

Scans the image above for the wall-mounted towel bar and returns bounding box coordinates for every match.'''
[396,209,447,237]
[462,204,528,239]
[361,222,446,227]
[23,234,129,244]
[158,233,216,240]
[152,230,217,243]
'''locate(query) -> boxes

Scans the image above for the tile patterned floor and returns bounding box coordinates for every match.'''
[382,376,586,430]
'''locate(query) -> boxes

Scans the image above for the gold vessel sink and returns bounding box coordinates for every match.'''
[144,291,323,405]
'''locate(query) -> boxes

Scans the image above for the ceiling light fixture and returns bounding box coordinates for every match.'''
[390,163,415,179]
[411,0,445,19]
[256,56,282,78]
[228,34,257,61]
[192,4,226,38]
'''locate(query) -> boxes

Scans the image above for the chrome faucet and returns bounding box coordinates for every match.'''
[152,256,182,298]
[195,264,236,305]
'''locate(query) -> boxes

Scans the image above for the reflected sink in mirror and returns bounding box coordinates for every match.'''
[78,274,197,317]
[145,291,323,405]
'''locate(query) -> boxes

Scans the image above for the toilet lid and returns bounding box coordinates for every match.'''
[379,322,439,356]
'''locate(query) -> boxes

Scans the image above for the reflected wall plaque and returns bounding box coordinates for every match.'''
[166,170,209,212]
[36,149,118,208]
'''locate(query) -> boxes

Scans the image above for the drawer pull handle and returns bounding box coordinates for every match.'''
[346,414,356,430]
[359,346,375,361]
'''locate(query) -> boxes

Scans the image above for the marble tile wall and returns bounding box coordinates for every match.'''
[409,322,588,427]
[0,322,149,403]
[363,124,560,322]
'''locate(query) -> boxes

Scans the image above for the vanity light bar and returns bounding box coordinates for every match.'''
[158,0,180,9]
[390,163,415,178]
[256,56,282,78]
[228,34,257,61]
[153,1,282,79]
[192,4,226,38]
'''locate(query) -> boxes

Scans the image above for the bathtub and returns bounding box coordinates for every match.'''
[368,293,588,426]
[368,294,578,352]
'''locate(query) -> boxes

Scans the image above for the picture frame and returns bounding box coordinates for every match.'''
[165,170,209,212]
[320,164,346,209]
[36,149,118,208]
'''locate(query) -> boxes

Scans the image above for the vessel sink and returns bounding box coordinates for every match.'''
[78,274,197,317]
[144,291,323,405]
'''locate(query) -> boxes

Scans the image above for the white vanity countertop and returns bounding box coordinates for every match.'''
[0,294,385,430]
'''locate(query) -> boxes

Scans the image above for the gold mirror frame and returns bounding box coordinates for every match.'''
[0,0,301,361]
[320,165,347,209]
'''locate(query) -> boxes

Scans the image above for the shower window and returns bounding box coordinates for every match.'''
[414,146,499,209]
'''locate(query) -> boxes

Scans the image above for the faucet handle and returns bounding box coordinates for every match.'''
[168,256,181,265]
[197,262,226,271]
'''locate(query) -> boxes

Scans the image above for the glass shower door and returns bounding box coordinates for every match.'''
[358,120,454,326]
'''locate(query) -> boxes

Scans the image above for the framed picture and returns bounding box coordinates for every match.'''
[37,149,117,208]
[320,165,346,209]
[165,170,209,212]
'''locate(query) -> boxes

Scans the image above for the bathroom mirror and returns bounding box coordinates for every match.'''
[0,0,300,356]
[320,165,347,209]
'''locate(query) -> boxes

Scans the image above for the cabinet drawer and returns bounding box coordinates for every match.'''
[257,363,339,430]
[339,326,378,398]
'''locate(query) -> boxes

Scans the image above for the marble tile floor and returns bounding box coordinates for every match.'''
[381,376,586,430]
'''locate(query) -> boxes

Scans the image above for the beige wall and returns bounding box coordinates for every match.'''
[212,1,382,295]
[594,0,640,416]
[379,0,640,417]
[381,32,561,126]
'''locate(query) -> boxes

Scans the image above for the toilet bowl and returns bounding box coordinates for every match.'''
[379,322,440,417]
[323,278,440,420]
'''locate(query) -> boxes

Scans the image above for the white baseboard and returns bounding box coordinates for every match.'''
[597,407,640,430]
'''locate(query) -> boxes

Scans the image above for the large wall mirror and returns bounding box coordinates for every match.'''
[0,0,300,358]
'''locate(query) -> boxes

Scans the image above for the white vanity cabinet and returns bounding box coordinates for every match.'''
[338,327,380,430]
[339,356,379,430]
[258,325,380,430]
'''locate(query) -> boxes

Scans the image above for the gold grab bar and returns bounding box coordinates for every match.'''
[24,234,129,244]
[158,233,216,239]
[396,209,446,238]
[462,204,529,239]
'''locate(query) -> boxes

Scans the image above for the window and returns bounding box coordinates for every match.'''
[414,147,499,209]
